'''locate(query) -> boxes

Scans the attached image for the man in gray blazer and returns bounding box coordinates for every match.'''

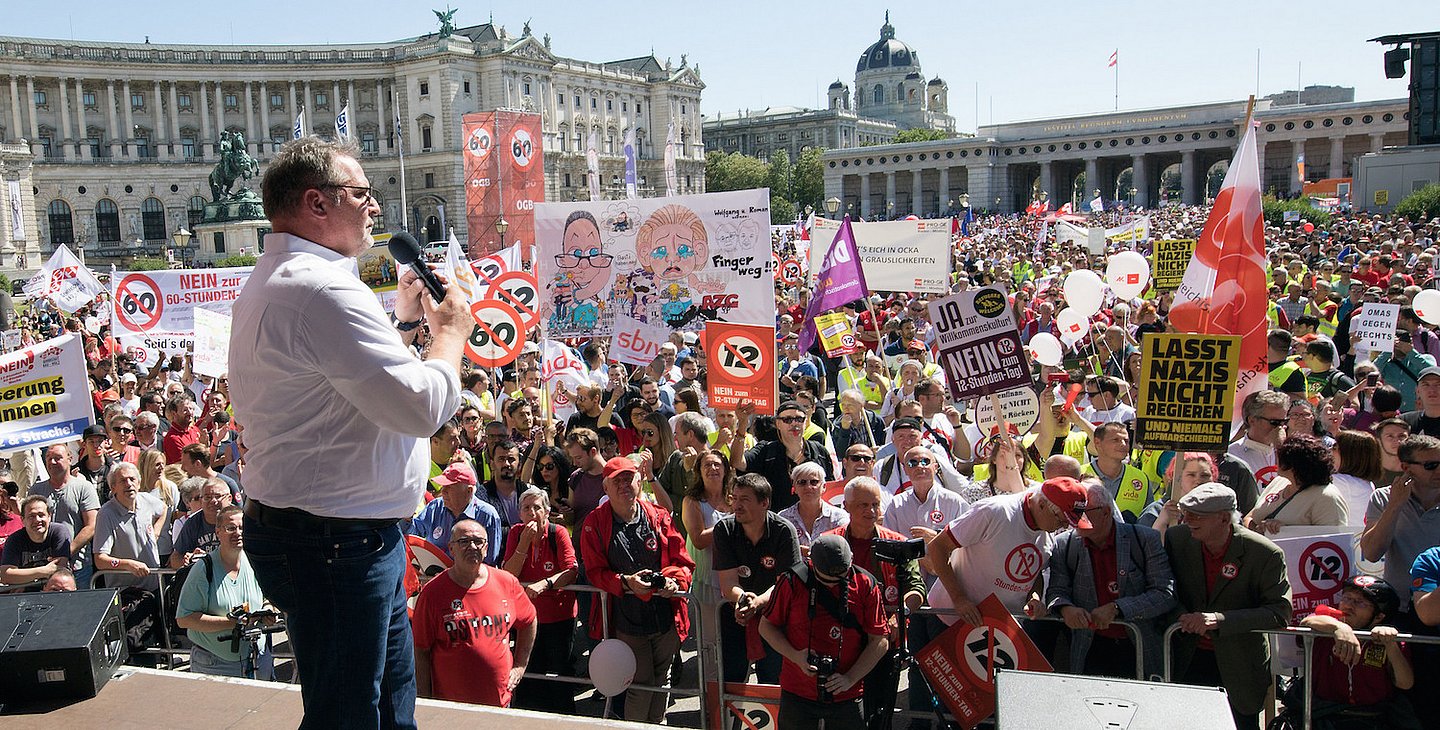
[1046,480,1175,680]
[1167,483,1292,730]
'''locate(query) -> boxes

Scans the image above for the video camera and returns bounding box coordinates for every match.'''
[872,536,927,564]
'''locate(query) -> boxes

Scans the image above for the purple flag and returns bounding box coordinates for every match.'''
[798,216,869,353]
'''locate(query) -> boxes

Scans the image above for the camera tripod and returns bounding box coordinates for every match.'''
[217,606,286,680]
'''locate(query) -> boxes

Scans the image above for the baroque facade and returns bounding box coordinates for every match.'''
[822,96,1411,217]
[0,20,705,273]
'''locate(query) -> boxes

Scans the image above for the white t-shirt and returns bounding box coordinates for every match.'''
[1080,402,1136,425]
[927,491,1055,622]
[1229,437,1279,490]
[1330,473,1374,529]
[885,485,971,537]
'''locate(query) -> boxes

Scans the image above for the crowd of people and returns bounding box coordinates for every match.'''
[4,141,1440,730]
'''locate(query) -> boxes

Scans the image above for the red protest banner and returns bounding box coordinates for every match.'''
[915,594,1052,729]
[706,322,777,414]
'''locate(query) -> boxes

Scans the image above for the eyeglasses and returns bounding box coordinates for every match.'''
[555,252,615,269]
[451,537,489,548]
[1404,459,1440,471]
[322,183,377,202]
[137,424,157,431]
[905,458,934,468]
[641,429,657,438]
[846,454,875,462]
[793,478,822,486]
[539,462,558,471]
[112,427,134,434]
[461,416,481,423]
[1257,417,1290,427]
[776,415,807,424]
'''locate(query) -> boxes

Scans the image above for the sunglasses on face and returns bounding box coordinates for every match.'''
[777,415,806,424]
[1257,417,1290,427]
[846,454,875,463]
[112,427,134,434]
[793,478,822,486]
[905,458,933,468]
[641,429,657,438]
[1405,459,1440,471]
[539,462,558,470]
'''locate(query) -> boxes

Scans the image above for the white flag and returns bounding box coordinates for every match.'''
[586,131,600,201]
[24,244,105,312]
[292,109,305,140]
[1088,196,1104,213]
[664,122,678,196]
[623,128,637,200]
[445,231,480,306]
[334,103,350,141]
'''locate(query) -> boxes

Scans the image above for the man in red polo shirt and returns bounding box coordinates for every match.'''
[162,394,205,464]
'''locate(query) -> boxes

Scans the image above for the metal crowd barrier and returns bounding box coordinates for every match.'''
[0,578,48,593]
[89,565,297,679]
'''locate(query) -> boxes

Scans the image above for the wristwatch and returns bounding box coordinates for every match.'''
[390,312,423,332]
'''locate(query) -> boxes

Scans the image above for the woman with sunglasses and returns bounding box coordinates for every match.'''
[637,410,677,510]
[1245,434,1349,535]
[1140,452,1216,538]
[455,405,487,466]
[522,445,574,522]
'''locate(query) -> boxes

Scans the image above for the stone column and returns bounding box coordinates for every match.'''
[26,77,40,153]
[1329,137,1345,179]
[1370,133,1385,154]
[198,81,211,157]
[212,82,226,156]
[57,79,74,159]
[860,174,871,219]
[1039,161,1056,205]
[1181,149,1200,206]
[244,81,257,154]
[289,82,299,140]
[332,80,341,131]
[75,79,90,161]
[151,80,164,143]
[938,167,950,212]
[1131,153,1148,208]
[259,82,271,156]
[168,82,181,153]
[375,79,387,151]
[105,81,121,158]
[303,81,312,135]
[884,171,896,218]
[8,76,21,142]
[1084,157,1100,204]
[911,169,923,216]
[1289,140,1303,193]
[121,80,135,157]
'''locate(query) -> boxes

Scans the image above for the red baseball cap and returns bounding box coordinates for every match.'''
[602,456,639,481]
[1040,477,1093,530]
[431,462,477,488]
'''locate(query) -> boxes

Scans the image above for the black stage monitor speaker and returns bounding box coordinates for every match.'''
[0,589,127,702]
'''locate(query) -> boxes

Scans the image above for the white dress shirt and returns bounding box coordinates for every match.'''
[229,233,461,519]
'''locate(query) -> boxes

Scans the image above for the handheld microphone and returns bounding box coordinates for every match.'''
[387,231,447,302]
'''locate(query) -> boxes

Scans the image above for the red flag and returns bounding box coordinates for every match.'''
[1168,119,1268,422]
[1108,50,1118,67]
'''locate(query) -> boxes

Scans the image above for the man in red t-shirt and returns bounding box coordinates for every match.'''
[161,394,205,464]
[414,518,537,707]
[1298,576,1415,716]
[760,534,889,730]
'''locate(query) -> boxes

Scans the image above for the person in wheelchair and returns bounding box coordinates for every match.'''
[1285,575,1420,730]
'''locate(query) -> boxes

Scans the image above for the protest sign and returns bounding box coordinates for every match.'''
[970,387,1040,437]
[706,322,777,413]
[1,330,21,353]
[1353,303,1399,354]
[191,307,232,378]
[535,189,775,339]
[0,334,93,451]
[813,310,857,357]
[1272,530,1355,620]
[1086,227,1106,256]
[1151,239,1196,293]
[610,313,672,367]
[1135,334,1240,450]
[928,287,1032,402]
[357,233,400,312]
[916,594,1053,730]
[721,682,780,730]
[24,244,105,312]
[111,266,253,367]
[810,218,951,293]
[1105,215,1150,242]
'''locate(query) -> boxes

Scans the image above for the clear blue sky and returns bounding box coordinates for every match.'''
[3,1,1424,130]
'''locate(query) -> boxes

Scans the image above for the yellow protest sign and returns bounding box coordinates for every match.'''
[1151,239,1195,293]
[814,310,858,357]
[1136,333,1240,450]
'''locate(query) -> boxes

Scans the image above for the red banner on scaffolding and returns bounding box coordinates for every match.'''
[461,110,544,259]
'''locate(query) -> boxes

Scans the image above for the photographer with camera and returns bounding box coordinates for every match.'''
[713,473,801,683]
[825,476,925,730]
[760,534,889,730]
[579,455,694,724]
[176,505,276,679]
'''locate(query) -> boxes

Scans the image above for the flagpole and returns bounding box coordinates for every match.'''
[1114,56,1119,111]
[396,115,409,232]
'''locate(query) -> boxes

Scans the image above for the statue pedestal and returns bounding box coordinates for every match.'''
[193,190,268,264]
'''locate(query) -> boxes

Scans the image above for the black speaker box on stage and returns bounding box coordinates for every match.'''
[0,589,127,702]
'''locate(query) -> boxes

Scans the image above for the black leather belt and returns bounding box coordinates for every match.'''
[243,499,398,534]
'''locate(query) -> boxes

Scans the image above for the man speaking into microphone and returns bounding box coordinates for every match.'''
[229,137,470,729]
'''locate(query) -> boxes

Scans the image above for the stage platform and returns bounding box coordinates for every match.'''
[0,667,648,729]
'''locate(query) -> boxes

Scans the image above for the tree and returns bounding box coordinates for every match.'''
[705,150,767,193]
[1396,184,1440,223]
[766,149,793,203]
[129,257,170,271]
[792,147,825,215]
[892,128,950,144]
[214,254,258,267]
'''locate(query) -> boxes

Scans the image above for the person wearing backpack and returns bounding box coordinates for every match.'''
[176,505,274,679]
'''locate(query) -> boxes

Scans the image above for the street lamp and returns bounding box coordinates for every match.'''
[495,217,510,249]
[170,227,192,263]
[886,201,894,219]
[1129,187,1138,205]
[959,193,970,209]
[824,196,841,216]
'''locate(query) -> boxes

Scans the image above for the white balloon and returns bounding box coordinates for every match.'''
[589,638,637,697]
[1028,332,1064,367]
[1415,289,1440,325]
[1106,251,1151,299]
[1056,309,1090,344]
[1063,270,1105,317]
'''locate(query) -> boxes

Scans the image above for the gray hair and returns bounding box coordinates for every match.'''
[674,412,712,441]
[843,475,882,503]
[107,461,141,487]
[519,486,551,511]
[135,411,160,428]
[1242,390,1291,421]
[1081,478,1124,522]
[177,476,208,501]
[790,461,826,483]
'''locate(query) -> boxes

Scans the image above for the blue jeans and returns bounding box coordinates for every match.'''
[244,516,415,730]
[190,642,276,680]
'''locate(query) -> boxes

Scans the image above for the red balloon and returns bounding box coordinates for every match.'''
[1302,222,1315,233]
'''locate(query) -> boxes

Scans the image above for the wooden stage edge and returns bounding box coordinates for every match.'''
[1,667,650,729]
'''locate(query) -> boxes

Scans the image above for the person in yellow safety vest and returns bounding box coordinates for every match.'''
[1265,329,1307,398]
[1080,422,1156,523]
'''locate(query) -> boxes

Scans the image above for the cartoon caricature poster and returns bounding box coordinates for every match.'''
[534,189,775,338]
